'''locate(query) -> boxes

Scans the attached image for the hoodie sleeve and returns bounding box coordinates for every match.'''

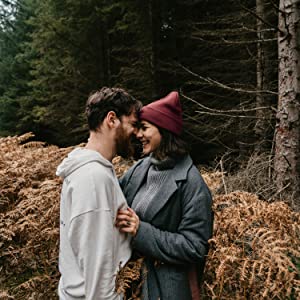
[68,210,119,300]
[67,168,120,300]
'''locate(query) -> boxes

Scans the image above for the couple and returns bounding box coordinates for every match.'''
[56,87,213,300]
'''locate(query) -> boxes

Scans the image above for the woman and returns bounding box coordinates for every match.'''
[115,91,213,300]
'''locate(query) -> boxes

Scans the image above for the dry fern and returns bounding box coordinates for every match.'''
[0,290,14,300]
[115,257,145,300]
[0,134,299,299]
[0,134,70,299]
[201,170,224,195]
[203,191,300,299]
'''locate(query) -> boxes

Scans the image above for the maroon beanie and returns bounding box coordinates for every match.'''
[139,91,183,135]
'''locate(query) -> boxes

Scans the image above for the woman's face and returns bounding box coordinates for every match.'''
[136,120,162,155]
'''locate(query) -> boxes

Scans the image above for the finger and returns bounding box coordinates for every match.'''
[116,215,127,222]
[115,220,131,228]
[128,208,139,221]
[115,221,122,228]
[116,214,132,222]
[119,226,136,234]
[116,212,130,219]
[127,207,136,216]
[118,209,132,216]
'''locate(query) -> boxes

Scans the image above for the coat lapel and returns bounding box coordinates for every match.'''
[125,157,151,207]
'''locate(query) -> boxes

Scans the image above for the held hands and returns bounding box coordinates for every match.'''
[115,207,140,237]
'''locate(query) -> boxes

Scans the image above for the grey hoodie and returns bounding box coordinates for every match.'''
[56,148,131,300]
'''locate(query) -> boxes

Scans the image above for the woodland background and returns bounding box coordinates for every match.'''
[0,0,300,299]
[0,0,299,208]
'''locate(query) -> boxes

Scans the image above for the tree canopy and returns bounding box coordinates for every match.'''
[0,0,278,151]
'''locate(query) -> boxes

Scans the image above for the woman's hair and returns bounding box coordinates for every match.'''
[152,127,189,160]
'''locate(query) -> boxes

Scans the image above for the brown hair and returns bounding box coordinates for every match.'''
[152,127,189,160]
[86,87,141,131]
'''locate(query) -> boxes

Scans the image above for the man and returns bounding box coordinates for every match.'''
[56,87,141,299]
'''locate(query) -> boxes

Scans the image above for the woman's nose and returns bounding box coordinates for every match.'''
[136,129,142,138]
[132,126,138,135]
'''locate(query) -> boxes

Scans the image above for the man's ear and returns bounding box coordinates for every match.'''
[106,111,119,128]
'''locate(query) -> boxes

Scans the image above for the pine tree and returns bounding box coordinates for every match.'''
[0,0,36,136]
[21,0,109,145]
[274,0,300,210]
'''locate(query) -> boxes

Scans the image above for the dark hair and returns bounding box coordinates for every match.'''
[85,87,141,131]
[152,127,189,160]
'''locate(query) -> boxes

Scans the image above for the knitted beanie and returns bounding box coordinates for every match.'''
[139,91,183,135]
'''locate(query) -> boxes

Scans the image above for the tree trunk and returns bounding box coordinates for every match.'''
[254,0,267,151]
[255,0,276,153]
[102,20,111,85]
[149,0,159,98]
[274,0,300,210]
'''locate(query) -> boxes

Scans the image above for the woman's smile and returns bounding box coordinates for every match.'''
[136,120,162,155]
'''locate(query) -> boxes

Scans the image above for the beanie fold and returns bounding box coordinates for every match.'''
[139,91,182,135]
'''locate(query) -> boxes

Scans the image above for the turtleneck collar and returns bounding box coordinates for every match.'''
[149,154,176,170]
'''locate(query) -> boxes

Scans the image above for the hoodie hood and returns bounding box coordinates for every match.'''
[56,148,113,178]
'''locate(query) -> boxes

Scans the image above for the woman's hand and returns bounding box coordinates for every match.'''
[115,207,140,236]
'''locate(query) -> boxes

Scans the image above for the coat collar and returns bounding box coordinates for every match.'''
[127,155,193,221]
[172,155,193,181]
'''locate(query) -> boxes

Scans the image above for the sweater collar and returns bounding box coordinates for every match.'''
[149,154,176,170]
[142,154,193,181]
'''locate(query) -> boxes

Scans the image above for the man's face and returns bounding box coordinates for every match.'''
[115,110,138,158]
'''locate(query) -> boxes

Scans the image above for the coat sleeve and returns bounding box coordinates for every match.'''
[132,168,213,265]
[67,170,121,300]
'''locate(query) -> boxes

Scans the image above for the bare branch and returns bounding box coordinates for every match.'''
[195,110,273,119]
[192,26,276,36]
[221,37,277,44]
[238,2,284,35]
[182,92,275,114]
[220,159,228,194]
[267,182,291,201]
[178,64,278,95]
[191,36,277,44]
[269,0,284,14]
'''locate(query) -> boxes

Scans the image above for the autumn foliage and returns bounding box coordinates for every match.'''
[0,134,299,299]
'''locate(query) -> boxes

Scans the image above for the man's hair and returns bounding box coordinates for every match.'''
[152,127,189,160]
[85,87,141,131]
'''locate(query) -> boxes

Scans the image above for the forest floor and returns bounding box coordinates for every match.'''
[0,133,299,299]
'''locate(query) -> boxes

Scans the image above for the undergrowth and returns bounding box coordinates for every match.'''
[0,133,299,299]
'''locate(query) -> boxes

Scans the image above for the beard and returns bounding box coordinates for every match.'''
[115,125,135,159]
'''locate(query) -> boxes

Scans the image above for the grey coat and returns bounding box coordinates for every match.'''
[120,155,213,300]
